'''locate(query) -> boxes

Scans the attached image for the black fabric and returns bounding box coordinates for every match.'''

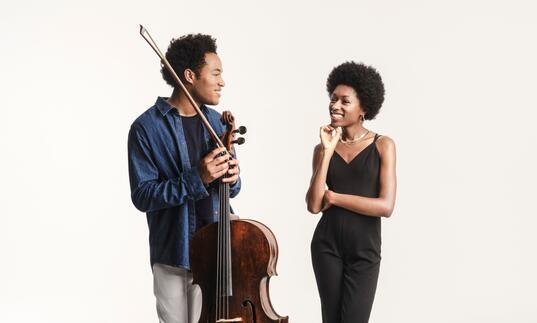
[311,134,382,323]
[181,114,213,229]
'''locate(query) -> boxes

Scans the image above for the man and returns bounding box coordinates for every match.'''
[128,34,241,323]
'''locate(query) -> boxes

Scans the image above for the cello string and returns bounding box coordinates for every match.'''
[221,181,225,319]
[228,182,231,318]
[216,185,219,320]
[226,182,230,317]
[224,181,228,318]
[217,181,223,320]
[222,181,225,319]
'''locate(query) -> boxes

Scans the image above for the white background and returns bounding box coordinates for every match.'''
[1,0,536,322]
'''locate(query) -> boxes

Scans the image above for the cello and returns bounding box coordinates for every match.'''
[140,25,289,323]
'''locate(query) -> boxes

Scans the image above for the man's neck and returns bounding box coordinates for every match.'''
[167,88,199,116]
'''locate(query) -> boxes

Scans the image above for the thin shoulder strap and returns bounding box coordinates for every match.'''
[373,133,382,143]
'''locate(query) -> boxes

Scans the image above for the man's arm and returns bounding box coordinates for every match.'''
[128,124,209,212]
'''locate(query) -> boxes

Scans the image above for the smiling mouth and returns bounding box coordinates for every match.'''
[330,111,344,119]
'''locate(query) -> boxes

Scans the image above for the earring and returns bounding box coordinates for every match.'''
[360,115,365,123]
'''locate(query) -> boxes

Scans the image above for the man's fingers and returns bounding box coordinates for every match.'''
[222,174,239,183]
[228,159,239,167]
[205,164,228,183]
[227,166,240,175]
[205,153,229,168]
[206,147,228,161]
[212,155,229,166]
[213,167,229,180]
[211,162,229,174]
[201,148,241,184]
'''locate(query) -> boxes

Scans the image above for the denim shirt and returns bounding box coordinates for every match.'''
[128,97,241,269]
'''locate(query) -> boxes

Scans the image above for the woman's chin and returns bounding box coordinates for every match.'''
[330,119,344,127]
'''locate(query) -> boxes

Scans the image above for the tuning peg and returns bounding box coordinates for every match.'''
[233,126,247,135]
[232,137,245,145]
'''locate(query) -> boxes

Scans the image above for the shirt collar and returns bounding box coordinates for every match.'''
[156,97,174,116]
[156,96,208,117]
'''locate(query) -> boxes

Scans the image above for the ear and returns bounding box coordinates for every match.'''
[357,102,366,116]
[183,68,196,84]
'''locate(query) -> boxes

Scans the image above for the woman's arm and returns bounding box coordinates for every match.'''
[306,126,341,214]
[324,136,397,218]
[306,144,331,214]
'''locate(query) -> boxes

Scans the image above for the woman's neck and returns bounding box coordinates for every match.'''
[342,123,368,141]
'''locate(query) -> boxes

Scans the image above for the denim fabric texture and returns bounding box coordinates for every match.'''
[128,97,241,269]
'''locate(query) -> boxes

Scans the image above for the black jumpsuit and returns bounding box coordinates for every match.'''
[311,134,382,323]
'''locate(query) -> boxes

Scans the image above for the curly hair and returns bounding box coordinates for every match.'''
[161,34,217,89]
[326,61,385,120]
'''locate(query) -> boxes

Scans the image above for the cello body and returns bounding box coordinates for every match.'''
[190,219,288,323]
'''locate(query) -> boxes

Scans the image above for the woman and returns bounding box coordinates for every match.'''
[306,61,397,323]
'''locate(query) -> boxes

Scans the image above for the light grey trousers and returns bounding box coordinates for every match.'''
[152,263,202,323]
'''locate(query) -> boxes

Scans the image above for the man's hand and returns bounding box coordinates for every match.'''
[222,158,240,184]
[199,147,230,185]
[199,147,241,185]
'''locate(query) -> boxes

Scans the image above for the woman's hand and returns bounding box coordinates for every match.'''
[320,125,341,153]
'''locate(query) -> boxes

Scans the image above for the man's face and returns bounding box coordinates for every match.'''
[191,53,225,105]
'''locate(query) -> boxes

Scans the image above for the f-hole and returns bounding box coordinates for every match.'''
[242,300,256,323]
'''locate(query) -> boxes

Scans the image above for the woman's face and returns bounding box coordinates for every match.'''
[329,84,364,127]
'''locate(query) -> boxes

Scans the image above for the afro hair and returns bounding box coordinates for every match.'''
[161,34,217,89]
[326,61,385,120]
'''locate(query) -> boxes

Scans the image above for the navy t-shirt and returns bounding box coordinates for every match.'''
[181,114,214,229]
